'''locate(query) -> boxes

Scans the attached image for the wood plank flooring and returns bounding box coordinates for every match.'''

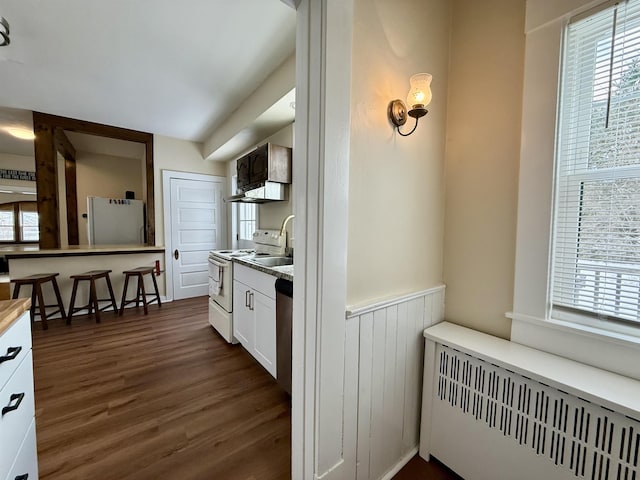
[32,296,291,480]
[392,455,462,480]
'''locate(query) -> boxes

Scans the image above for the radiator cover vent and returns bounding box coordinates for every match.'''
[435,345,640,479]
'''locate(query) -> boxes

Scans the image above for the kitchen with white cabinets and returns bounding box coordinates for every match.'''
[209,227,293,384]
[208,134,294,388]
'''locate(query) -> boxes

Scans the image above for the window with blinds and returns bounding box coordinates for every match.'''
[552,0,640,325]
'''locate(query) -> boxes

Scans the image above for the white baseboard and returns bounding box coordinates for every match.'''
[380,447,418,480]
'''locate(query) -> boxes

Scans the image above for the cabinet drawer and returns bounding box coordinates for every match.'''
[234,264,276,299]
[5,417,38,480]
[0,351,35,477]
[0,313,31,393]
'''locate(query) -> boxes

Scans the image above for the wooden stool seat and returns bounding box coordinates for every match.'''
[120,266,161,315]
[68,269,118,325]
[11,273,66,330]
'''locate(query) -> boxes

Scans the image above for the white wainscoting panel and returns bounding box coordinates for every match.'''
[346,286,445,480]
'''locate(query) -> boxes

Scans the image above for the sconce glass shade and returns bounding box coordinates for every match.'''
[388,72,433,136]
[0,17,9,47]
[406,73,432,117]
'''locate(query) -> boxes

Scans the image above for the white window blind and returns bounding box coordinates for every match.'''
[552,0,640,325]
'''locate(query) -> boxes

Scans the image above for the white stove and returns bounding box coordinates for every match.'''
[207,249,253,343]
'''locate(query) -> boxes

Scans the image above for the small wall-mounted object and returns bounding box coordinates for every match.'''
[0,16,9,46]
[388,73,432,137]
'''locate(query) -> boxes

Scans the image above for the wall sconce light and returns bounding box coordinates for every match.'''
[0,16,9,47]
[388,73,432,137]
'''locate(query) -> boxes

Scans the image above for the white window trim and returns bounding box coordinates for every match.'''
[230,174,259,249]
[511,0,640,381]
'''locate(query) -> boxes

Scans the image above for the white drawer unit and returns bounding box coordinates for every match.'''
[6,418,37,480]
[0,313,32,393]
[0,309,38,480]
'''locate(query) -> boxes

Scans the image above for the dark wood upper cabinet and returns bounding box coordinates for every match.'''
[237,143,292,193]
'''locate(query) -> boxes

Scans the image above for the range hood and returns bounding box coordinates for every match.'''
[224,181,288,204]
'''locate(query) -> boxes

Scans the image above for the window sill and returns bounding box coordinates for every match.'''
[508,311,640,349]
[509,312,640,381]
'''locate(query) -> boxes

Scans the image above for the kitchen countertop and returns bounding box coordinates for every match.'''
[233,256,293,282]
[0,298,31,336]
[1,245,165,259]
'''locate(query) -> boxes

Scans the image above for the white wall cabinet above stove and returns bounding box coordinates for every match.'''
[232,263,277,377]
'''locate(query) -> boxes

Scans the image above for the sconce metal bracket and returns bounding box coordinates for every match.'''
[388,99,407,127]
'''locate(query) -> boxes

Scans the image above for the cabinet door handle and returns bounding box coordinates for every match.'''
[0,346,22,364]
[15,474,29,480]
[249,292,254,311]
[2,392,25,416]
[245,290,250,308]
[174,249,180,260]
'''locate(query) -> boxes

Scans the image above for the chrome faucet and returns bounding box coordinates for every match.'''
[280,214,295,236]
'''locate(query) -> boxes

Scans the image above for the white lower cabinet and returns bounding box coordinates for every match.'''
[0,310,38,480]
[233,264,276,378]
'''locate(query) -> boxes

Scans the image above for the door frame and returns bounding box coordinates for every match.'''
[291,0,354,478]
[162,170,227,302]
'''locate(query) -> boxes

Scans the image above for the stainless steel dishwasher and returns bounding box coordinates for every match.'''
[275,278,292,395]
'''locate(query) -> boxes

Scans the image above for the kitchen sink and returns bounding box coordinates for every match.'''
[252,256,293,267]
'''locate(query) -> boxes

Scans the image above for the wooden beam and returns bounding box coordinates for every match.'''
[33,112,152,144]
[65,157,79,245]
[53,127,76,161]
[145,137,155,245]
[33,117,59,249]
[31,112,155,247]
[53,127,79,245]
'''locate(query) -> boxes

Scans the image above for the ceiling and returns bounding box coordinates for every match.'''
[0,0,296,157]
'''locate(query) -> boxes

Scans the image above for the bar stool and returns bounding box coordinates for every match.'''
[120,266,161,315]
[67,270,118,325]
[11,273,66,330]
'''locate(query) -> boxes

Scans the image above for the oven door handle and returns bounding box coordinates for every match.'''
[209,259,227,269]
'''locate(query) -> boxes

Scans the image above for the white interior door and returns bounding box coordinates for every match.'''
[169,175,225,300]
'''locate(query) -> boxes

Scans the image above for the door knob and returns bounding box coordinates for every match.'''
[174,249,179,260]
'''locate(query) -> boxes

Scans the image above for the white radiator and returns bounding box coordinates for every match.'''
[420,323,640,480]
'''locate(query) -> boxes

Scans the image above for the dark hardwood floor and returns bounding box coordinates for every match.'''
[32,296,291,480]
[392,455,462,480]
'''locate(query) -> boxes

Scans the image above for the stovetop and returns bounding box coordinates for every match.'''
[209,249,254,261]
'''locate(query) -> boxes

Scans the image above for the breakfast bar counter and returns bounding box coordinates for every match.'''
[4,246,166,318]
[1,245,165,259]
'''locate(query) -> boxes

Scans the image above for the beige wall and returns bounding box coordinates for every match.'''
[346,0,450,307]
[0,153,36,195]
[153,135,227,245]
[75,151,144,245]
[442,0,525,339]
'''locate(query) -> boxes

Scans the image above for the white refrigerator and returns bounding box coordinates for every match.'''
[87,197,145,245]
